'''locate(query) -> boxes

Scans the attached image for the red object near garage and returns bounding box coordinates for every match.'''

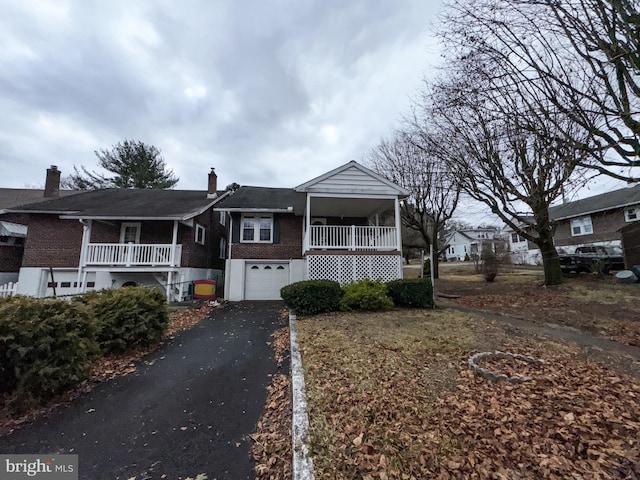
[193,279,216,299]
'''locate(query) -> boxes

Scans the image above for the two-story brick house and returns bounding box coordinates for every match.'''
[6,169,229,301]
[549,183,640,248]
[217,161,409,301]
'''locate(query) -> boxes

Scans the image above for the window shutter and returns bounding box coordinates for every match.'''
[231,213,241,243]
[273,216,280,244]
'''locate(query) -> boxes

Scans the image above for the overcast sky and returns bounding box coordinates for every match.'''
[0,0,444,191]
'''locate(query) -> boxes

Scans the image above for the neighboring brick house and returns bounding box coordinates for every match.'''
[549,183,640,248]
[0,166,79,285]
[216,161,409,301]
[501,184,640,265]
[6,168,229,301]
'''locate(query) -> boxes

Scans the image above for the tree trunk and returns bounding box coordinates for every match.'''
[536,229,563,286]
[431,229,440,280]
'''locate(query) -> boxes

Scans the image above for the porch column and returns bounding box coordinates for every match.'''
[76,219,92,294]
[394,198,402,252]
[166,270,173,303]
[171,221,179,266]
[305,194,311,252]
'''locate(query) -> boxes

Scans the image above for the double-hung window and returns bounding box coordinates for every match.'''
[570,217,593,236]
[625,206,639,222]
[195,224,206,245]
[241,215,273,243]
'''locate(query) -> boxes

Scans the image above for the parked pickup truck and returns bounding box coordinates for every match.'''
[558,245,625,274]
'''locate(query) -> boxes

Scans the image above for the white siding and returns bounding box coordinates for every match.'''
[305,166,399,195]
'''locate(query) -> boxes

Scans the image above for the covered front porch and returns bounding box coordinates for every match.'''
[301,194,402,254]
[75,219,184,301]
[300,194,403,284]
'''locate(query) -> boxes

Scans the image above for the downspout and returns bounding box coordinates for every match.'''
[228,214,233,259]
[76,219,90,294]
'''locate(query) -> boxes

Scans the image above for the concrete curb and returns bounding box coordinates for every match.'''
[289,314,315,480]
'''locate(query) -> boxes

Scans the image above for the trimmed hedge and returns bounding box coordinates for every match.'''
[0,296,98,411]
[280,280,342,316]
[386,278,434,308]
[340,279,394,312]
[77,287,168,354]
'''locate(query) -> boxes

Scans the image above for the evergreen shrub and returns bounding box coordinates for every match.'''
[0,296,98,411]
[386,278,434,308]
[280,280,342,316]
[78,287,168,354]
[340,279,394,312]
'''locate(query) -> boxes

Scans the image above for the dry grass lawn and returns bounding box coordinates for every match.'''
[297,309,640,479]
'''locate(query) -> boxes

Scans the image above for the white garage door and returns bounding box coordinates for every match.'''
[244,262,290,300]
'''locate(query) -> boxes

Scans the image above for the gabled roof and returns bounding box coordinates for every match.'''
[549,183,640,220]
[294,161,410,196]
[0,188,78,211]
[7,189,229,221]
[215,187,302,212]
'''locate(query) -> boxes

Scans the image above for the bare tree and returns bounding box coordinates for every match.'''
[441,0,640,180]
[369,129,460,278]
[426,67,594,285]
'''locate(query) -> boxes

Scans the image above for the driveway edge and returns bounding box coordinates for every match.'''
[289,314,315,480]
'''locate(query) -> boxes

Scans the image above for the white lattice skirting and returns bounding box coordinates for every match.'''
[306,254,402,285]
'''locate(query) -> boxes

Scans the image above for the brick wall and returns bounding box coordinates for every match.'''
[180,210,227,270]
[22,214,83,267]
[0,246,24,272]
[19,209,228,270]
[231,214,303,259]
[554,209,627,246]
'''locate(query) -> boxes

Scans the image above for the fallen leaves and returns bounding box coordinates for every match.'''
[251,327,292,479]
[297,310,640,479]
[438,274,640,348]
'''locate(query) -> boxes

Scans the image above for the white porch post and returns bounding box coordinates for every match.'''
[228,215,233,259]
[171,221,179,266]
[305,194,311,252]
[166,270,173,303]
[76,219,92,294]
[394,198,402,252]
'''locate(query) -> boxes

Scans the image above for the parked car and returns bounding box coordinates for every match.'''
[558,245,625,274]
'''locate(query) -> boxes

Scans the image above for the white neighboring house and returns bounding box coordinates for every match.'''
[444,228,501,261]
[504,224,542,265]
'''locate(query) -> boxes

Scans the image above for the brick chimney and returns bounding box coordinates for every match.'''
[44,165,61,198]
[207,167,217,198]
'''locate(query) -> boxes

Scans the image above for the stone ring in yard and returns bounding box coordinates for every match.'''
[468,351,547,384]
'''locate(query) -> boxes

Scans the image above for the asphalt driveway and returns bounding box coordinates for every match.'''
[0,301,286,480]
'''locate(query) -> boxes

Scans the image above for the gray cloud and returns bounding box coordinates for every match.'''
[0,0,444,190]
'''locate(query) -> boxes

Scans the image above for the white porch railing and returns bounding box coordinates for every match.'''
[0,281,18,297]
[84,243,182,267]
[305,225,398,251]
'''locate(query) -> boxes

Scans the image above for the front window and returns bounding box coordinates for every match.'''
[195,224,206,245]
[120,222,141,243]
[241,215,273,243]
[625,206,639,222]
[570,217,593,236]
